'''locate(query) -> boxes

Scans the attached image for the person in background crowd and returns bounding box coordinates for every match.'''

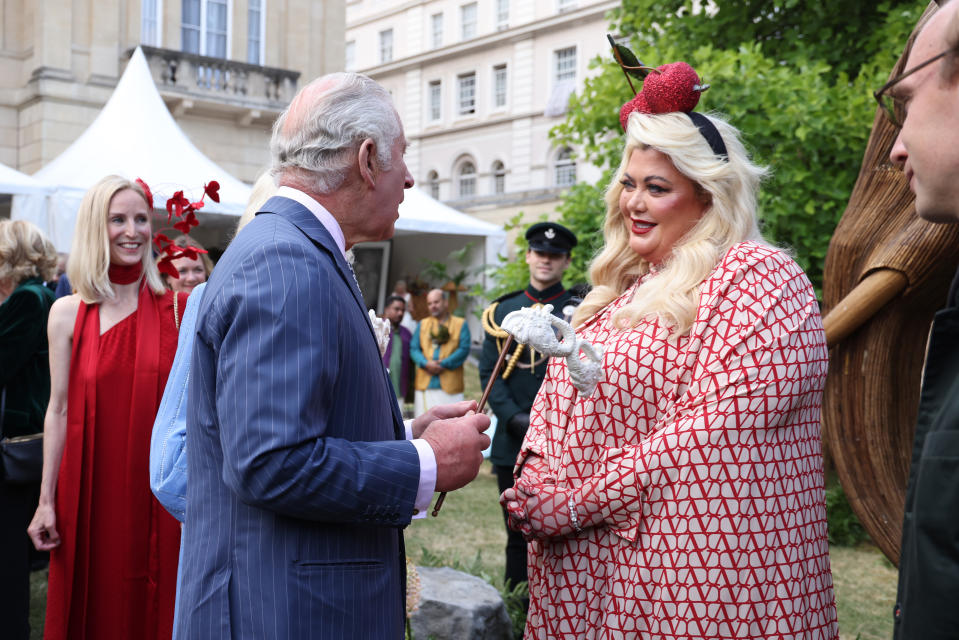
[150,170,277,636]
[175,73,489,639]
[479,221,578,596]
[381,294,413,403]
[411,288,471,416]
[881,0,959,636]
[27,175,184,640]
[502,59,837,638]
[160,235,214,295]
[44,252,68,292]
[0,219,57,640]
[392,278,418,332]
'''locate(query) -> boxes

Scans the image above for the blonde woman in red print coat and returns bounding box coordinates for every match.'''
[502,104,838,638]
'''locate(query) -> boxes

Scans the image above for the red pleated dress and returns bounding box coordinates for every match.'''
[44,285,183,640]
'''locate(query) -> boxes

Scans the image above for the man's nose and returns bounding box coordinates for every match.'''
[889,130,907,168]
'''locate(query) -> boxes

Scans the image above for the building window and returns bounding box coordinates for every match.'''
[496,0,509,29]
[379,29,393,64]
[491,161,506,194]
[492,64,507,108]
[428,80,442,121]
[557,0,577,12]
[555,148,576,187]
[457,72,476,116]
[345,41,356,72]
[460,3,477,40]
[431,13,443,49]
[181,0,228,57]
[247,0,264,64]
[427,170,440,199]
[555,46,577,83]
[457,161,476,197]
[142,0,162,46]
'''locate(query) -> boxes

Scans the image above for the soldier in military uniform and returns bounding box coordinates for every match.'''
[479,221,578,592]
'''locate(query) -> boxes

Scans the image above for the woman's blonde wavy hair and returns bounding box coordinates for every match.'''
[67,175,166,303]
[0,219,58,285]
[572,111,769,338]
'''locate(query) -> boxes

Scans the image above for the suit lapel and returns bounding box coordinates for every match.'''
[259,197,406,437]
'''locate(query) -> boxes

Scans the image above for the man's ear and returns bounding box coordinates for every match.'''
[358,138,377,187]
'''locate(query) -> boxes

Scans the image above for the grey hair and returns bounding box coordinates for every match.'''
[270,73,402,194]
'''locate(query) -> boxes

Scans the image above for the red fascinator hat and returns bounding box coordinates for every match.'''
[609,35,728,161]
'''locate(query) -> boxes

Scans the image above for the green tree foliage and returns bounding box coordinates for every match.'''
[542,0,924,294]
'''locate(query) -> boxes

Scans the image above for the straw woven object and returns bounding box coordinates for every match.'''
[821,2,959,564]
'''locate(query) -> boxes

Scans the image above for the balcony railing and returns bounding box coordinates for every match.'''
[136,46,300,112]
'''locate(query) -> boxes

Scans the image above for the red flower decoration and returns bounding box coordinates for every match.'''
[136,178,155,210]
[153,178,217,278]
[173,211,199,234]
[157,259,179,279]
[166,190,190,222]
[204,181,221,203]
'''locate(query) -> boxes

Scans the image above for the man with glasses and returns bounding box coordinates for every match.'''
[875,1,959,637]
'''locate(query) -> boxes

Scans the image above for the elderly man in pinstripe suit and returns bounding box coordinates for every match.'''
[175,73,491,639]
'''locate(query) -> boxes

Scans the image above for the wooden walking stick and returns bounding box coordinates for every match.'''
[431,334,514,517]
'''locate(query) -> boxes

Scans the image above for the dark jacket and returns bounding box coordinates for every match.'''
[0,277,55,440]
[479,282,575,467]
[894,268,959,639]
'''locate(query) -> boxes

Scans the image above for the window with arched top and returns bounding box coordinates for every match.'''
[554,148,576,187]
[491,161,506,195]
[427,170,440,199]
[457,161,476,198]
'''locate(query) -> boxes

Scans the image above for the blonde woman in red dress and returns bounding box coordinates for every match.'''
[502,61,838,639]
[27,175,184,640]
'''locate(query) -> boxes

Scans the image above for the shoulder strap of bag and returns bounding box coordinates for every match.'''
[173,291,180,331]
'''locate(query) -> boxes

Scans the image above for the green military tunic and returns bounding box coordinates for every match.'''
[479,281,577,467]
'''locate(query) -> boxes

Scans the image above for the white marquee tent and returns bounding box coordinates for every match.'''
[12,47,252,250]
[10,47,506,315]
[0,162,53,195]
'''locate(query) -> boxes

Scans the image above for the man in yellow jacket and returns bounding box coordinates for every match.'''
[411,288,471,415]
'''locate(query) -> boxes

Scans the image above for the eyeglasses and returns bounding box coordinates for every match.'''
[874,50,950,127]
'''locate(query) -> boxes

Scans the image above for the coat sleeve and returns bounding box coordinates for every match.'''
[150,284,205,522]
[205,239,420,524]
[0,287,46,388]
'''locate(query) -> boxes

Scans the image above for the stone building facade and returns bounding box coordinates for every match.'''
[0,0,345,183]
[345,0,618,234]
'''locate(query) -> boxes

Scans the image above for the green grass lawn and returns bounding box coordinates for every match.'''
[27,360,899,639]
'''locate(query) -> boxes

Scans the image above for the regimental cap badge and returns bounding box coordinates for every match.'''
[525,222,578,254]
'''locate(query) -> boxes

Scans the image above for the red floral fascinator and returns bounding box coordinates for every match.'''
[608,35,728,161]
[138,177,215,279]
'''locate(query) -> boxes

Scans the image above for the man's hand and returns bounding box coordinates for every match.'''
[420,413,491,492]
[411,400,478,438]
[424,360,444,375]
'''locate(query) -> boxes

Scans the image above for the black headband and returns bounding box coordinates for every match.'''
[686,111,728,162]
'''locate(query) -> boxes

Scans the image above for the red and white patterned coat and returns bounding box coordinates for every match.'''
[518,241,839,639]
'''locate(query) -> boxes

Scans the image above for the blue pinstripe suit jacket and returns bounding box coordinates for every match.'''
[175,197,420,639]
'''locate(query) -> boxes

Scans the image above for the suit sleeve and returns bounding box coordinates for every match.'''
[206,240,420,524]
